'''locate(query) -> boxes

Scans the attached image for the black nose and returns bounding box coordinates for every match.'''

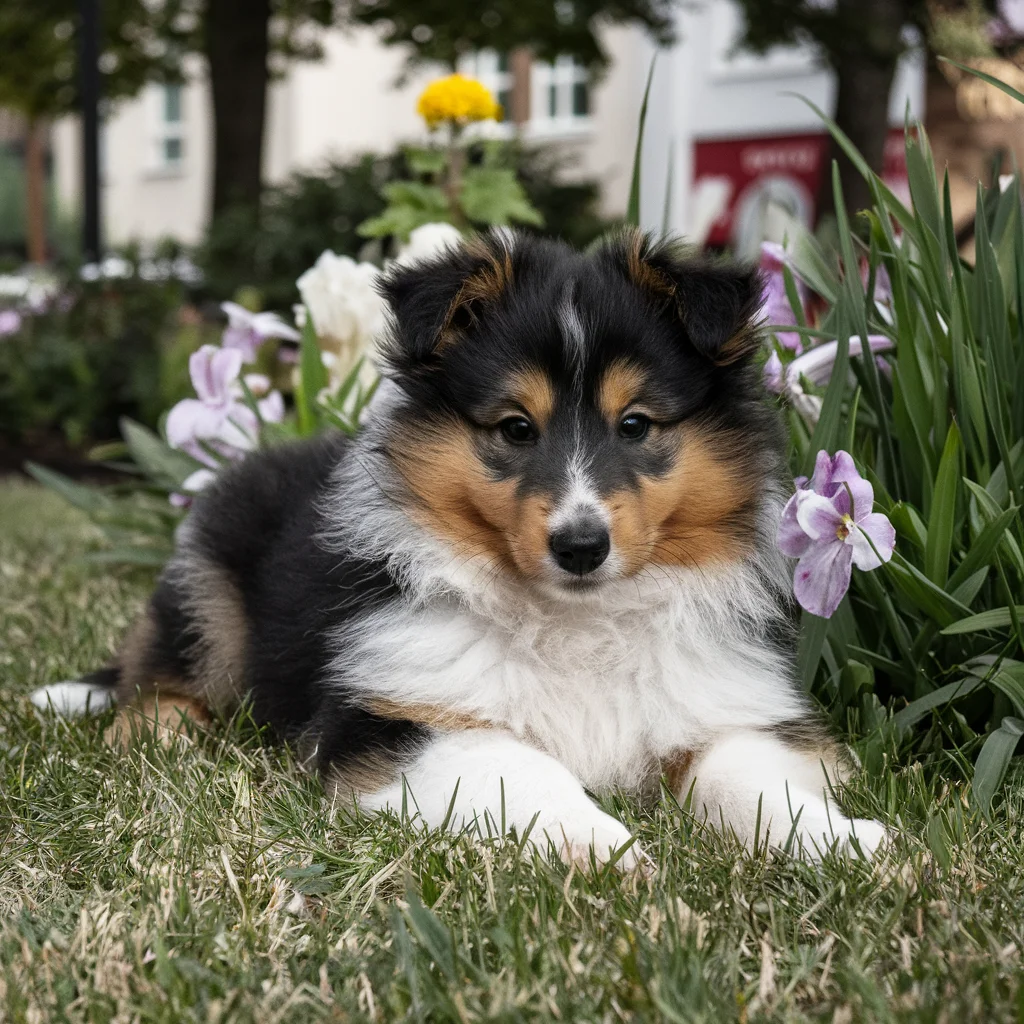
[549,527,611,575]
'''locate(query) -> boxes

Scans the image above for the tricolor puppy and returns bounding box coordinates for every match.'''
[34,231,887,868]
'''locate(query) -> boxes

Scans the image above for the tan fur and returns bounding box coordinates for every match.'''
[661,749,696,796]
[597,360,647,422]
[437,238,515,352]
[507,368,556,430]
[368,697,493,732]
[715,323,762,365]
[105,693,210,749]
[117,561,246,717]
[624,229,677,300]
[391,421,554,580]
[180,561,248,711]
[607,423,758,573]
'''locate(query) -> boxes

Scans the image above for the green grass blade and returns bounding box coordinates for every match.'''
[626,56,656,229]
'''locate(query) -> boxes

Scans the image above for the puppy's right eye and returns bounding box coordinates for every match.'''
[499,416,537,445]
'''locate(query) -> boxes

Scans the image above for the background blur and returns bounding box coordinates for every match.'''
[2,0,1023,471]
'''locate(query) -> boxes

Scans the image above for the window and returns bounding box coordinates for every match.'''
[458,50,513,122]
[530,57,591,134]
[151,83,184,172]
[456,50,592,137]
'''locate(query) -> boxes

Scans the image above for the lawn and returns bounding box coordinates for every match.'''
[2,480,1024,1023]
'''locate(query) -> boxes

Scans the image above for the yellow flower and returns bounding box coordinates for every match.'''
[416,74,502,129]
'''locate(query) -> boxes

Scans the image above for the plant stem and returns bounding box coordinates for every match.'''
[445,122,469,230]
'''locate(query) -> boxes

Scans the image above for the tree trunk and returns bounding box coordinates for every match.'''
[24,118,47,264]
[817,0,904,227]
[205,0,271,221]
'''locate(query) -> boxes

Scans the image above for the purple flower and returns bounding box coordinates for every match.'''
[759,242,805,353]
[764,336,893,426]
[166,345,259,467]
[778,450,896,619]
[221,301,300,364]
[0,309,22,336]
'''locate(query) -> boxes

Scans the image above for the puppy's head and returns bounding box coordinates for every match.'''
[376,229,777,598]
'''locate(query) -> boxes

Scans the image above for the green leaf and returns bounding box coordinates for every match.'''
[24,461,113,515]
[120,417,199,488]
[295,317,328,436]
[940,57,1024,107]
[404,145,447,176]
[626,56,656,228]
[943,606,1024,635]
[892,677,984,734]
[925,421,962,586]
[358,182,450,240]
[460,168,543,228]
[971,716,1024,815]
[797,610,829,691]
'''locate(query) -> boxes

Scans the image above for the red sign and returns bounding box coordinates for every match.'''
[692,129,910,249]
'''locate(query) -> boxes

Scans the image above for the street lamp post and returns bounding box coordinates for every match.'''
[80,0,102,263]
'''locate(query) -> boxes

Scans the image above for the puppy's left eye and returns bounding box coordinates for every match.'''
[499,416,538,445]
[618,414,651,440]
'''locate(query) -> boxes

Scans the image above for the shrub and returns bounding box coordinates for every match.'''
[0,252,200,448]
[198,145,614,312]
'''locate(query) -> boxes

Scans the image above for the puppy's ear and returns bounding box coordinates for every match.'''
[378,232,515,373]
[600,230,764,364]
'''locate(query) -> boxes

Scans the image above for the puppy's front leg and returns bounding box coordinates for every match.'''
[679,730,887,859]
[357,729,647,870]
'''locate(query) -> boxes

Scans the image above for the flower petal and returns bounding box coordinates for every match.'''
[258,390,285,423]
[795,492,844,541]
[763,351,785,394]
[181,468,217,494]
[848,512,896,571]
[793,540,853,619]
[777,491,812,557]
[808,450,837,495]
[166,399,220,450]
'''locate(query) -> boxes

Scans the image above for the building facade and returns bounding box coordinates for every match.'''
[49,2,924,251]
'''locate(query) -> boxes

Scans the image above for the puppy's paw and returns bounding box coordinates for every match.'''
[788,813,889,861]
[536,808,651,873]
[30,681,114,717]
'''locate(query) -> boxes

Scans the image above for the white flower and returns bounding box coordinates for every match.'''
[395,222,463,267]
[296,251,386,375]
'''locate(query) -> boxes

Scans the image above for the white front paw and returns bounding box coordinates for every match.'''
[533,807,650,872]
[788,813,889,861]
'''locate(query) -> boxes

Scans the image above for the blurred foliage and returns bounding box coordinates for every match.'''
[199,143,614,312]
[0,250,207,448]
[351,0,678,71]
[359,139,544,241]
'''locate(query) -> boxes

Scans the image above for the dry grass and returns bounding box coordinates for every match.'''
[2,480,1024,1022]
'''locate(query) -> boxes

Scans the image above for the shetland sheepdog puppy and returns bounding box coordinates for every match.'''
[33,230,887,869]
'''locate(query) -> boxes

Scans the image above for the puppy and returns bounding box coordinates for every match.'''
[34,230,886,868]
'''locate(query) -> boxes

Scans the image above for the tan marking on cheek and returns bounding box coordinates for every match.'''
[597,360,648,422]
[607,424,758,573]
[392,423,551,579]
[507,368,555,430]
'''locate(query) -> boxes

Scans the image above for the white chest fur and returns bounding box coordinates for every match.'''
[332,571,807,794]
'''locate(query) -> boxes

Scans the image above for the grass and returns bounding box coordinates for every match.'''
[2,480,1024,1023]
